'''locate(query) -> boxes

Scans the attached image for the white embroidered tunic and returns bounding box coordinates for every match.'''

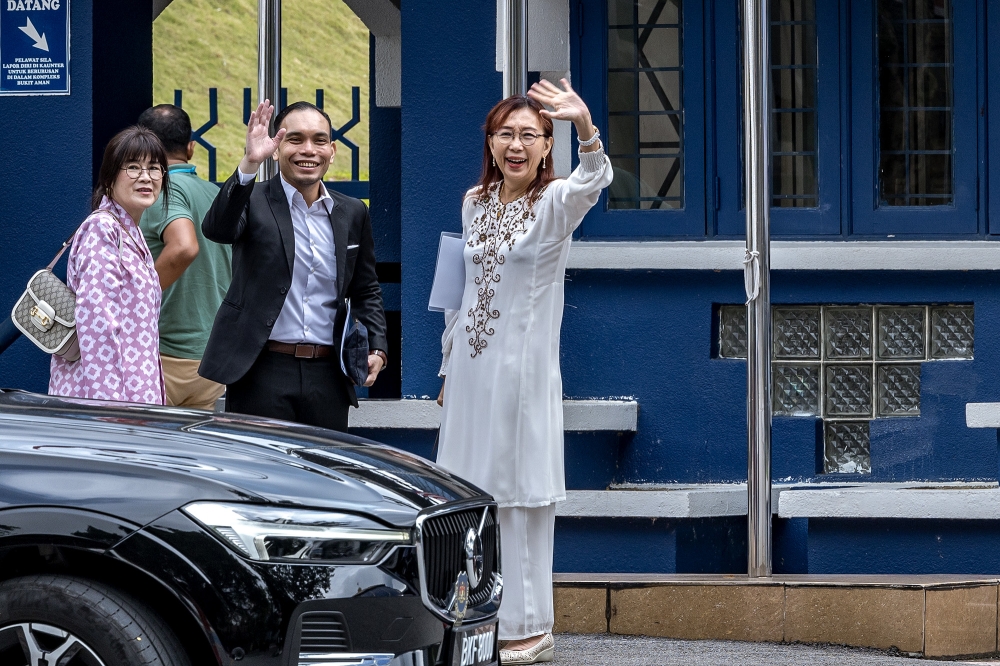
[437,148,612,508]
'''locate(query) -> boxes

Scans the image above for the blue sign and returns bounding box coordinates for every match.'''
[0,0,69,95]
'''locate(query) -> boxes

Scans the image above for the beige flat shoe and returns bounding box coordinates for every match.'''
[499,633,553,665]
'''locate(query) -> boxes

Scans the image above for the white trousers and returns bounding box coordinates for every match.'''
[497,504,556,640]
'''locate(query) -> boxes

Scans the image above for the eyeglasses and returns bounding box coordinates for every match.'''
[492,130,547,146]
[121,164,164,181]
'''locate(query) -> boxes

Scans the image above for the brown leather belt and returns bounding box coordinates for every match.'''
[266,341,335,359]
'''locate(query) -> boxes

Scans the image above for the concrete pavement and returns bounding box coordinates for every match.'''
[552,634,997,665]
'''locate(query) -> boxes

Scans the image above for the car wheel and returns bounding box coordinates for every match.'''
[0,574,192,666]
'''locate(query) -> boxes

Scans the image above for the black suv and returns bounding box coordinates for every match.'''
[0,390,500,666]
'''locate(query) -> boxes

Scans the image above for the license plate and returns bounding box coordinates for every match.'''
[451,621,497,666]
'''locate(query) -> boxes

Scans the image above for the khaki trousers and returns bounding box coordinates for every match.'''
[161,354,226,411]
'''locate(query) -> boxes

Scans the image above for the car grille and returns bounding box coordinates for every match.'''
[421,505,498,609]
[297,611,350,652]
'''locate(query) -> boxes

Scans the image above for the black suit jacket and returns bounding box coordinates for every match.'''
[198,170,387,405]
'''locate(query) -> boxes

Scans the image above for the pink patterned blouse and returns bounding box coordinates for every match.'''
[49,197,165,404]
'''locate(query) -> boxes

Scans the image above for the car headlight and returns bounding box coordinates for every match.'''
[183,502,411,564]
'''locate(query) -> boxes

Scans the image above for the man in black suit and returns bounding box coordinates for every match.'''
[199,100,387,430]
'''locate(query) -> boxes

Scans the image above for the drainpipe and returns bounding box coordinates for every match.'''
[742,0,773,577]
[258,0,281,180]
[504,0,528,97]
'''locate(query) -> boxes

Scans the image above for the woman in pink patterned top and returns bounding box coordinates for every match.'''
[49,126,170,404]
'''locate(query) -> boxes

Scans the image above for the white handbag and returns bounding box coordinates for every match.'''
[12,211,144,362]
[11,234,81,361]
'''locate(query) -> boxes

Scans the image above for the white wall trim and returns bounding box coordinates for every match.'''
[566,241,1000,271]
[349,398,638,431]
[778,483,1000,519]
[966,402,1000,428]
[497,0,570,73]
[555,482,999,518]
[343,0,401,107]
[558,487,751,518]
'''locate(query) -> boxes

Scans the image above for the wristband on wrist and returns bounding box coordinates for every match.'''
[372,349,388,368]
[578,126,601,147]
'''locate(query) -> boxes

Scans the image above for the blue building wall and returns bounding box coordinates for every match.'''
[8,3,993,489]
[367,34,402,398]
[399,0,501,400]
[386,0,1000,574]
[559,270,999,485]
[808,518,1000,574]
[377,266,995,487]
[0,0,89,393]
[368,34,400,269]
[2,0,1000,577]
[0,0,152,393]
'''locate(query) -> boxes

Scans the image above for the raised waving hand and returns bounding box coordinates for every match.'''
[238,100,287,175]
[527,78,600,150]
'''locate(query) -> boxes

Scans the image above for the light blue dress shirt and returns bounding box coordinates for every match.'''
[237,169,338,345]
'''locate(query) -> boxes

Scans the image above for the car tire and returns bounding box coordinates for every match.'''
[0,574,192,666]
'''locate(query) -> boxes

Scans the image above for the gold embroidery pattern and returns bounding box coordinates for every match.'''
[465,184,541,357]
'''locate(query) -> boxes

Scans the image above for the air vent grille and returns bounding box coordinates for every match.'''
[298,611,350,653]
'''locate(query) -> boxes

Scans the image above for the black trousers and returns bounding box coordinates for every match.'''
[226,348,352,431]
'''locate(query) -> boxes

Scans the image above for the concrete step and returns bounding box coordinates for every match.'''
[553,573,1000,659]
[349,398,639,431]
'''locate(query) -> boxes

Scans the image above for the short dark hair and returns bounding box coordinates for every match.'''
[92,126,170,211]
[272,101,333,137]
[137,104,192,154]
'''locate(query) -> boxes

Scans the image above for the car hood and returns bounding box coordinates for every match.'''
[0,391,487,527]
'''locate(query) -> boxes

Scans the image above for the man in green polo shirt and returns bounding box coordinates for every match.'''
[138,104,232,410]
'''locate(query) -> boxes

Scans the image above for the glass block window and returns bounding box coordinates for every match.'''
[716,303,973,474]
[773,306,821,359]
[825,422,871,474]
[719,305,749,359]
[771,0,818,207]
[930,306,974,358]
[826,365,874,417]
[607,0,684,209]
[773,364,820,416]
[877,306,925,359]
[877,0,954,206]
[824,307,873,359]
[878,364,921,416]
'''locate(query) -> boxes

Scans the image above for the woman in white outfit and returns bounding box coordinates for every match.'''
[436,79,612,665]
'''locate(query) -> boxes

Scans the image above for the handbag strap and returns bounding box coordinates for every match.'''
[44,226,81,271]
[43,207,146,271]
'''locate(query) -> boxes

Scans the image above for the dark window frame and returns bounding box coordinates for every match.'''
[714,0,844,237]
[571,0,988,239]
[770,0,822,210]
[850,0,981,236]
[575,0,708,238]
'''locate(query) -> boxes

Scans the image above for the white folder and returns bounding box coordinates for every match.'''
[428,232,466,312]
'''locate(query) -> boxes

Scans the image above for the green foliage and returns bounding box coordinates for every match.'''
[153,0,370,182]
